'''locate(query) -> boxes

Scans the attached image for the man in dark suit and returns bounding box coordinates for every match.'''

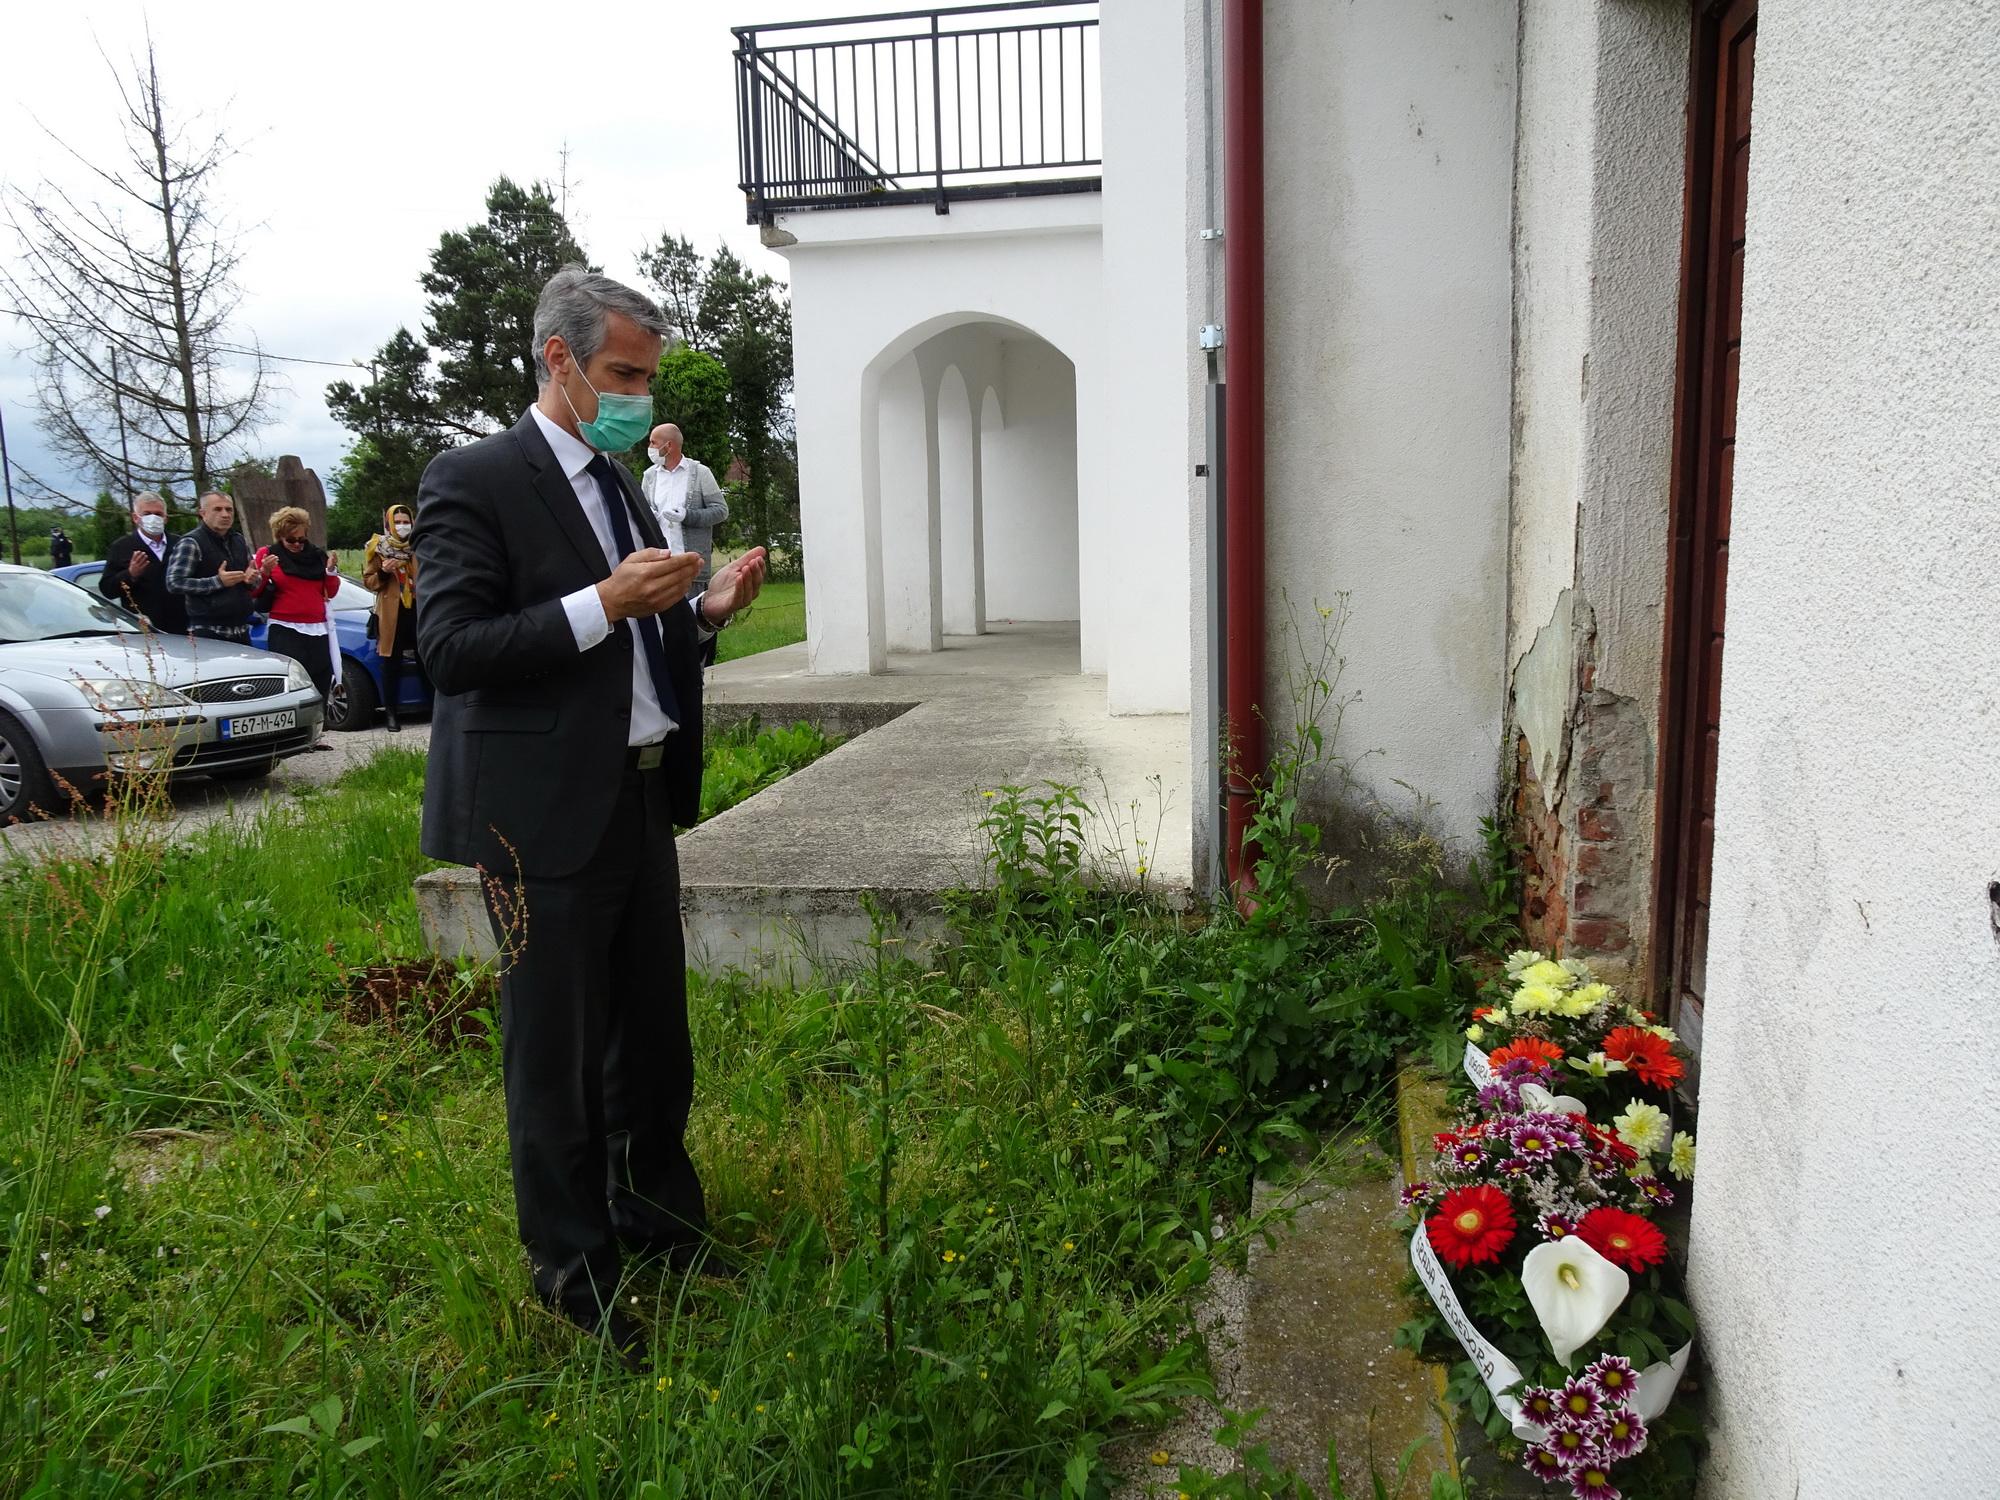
[97,492,188,635]
[414,265,766,1364]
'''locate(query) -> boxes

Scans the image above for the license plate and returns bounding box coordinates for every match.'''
[220,709,297,740]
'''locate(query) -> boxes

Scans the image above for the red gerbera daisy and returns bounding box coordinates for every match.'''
[1488,1036,1564,1070]
[1602,1026,1684,1089]
[1576,1206,1668,1271]
[1426,1185,1517,1269]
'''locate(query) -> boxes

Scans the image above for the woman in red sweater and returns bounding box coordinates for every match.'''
[253,506,342,726]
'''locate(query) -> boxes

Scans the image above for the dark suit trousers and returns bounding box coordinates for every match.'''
[481,761,705,1322]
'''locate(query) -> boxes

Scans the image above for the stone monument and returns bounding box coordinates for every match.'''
[230,456,329,547]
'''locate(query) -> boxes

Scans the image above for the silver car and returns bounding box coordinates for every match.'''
[0,562,326,821]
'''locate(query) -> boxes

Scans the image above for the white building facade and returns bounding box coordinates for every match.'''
[739,2,2000,1490]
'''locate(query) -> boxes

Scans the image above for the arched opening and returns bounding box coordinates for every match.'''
[860,318,1079,667]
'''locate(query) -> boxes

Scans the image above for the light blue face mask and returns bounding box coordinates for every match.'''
[559,352,654,453]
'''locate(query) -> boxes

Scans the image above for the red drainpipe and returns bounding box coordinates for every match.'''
[1222,0,1265,896]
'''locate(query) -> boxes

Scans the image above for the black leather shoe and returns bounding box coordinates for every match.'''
[582,1305,649,1372]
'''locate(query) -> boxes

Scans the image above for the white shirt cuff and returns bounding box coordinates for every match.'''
[561,585,610,651]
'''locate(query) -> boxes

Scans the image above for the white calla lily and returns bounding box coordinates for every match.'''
[1522,1237,1629,1367]
[1519,1081,1588,1116]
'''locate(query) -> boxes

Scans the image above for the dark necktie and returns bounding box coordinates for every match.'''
[586,454,682,729]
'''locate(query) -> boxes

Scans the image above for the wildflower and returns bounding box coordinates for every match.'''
[1491,1037,1565,1071]
[1668,1133,1697,1181]
[707,1388,719,1403]
[986,1204,996,1216]
[1601,1027,1683,1089]
[1425,1185,1516,1269]
[978,1368,988,1380]
[1522,1238,1629,1366]
[377,1113,388,1122]
[1584,1355,1639,1402]
[94,1204,111,1220]
[1061,1240,1075,1253]
[656,1376,671,1392]
[1150,1450,1172,1467]
[1576,1208,1667,1272]
[941,1250,958,1264]
[1137,863,1149,877]
[755,1404,766,1414]
[542,1411,560,1428]
[981,790,996,799]
[1611,1102,1670,1157]
[785,1351,795,1362]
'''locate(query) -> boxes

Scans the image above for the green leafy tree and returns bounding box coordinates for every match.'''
[654,346,732,473]
[423,179,591,431]
[638,235,796,549]
[325,180,590,521]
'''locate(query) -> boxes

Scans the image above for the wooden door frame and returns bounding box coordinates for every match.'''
[1651,0,1755,1042]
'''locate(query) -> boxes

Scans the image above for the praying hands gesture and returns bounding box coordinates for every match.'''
[697,547,768,627]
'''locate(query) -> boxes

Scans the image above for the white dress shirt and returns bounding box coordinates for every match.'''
[642,458,693,553]
[531,407,709,748]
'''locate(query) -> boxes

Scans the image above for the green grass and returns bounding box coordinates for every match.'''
[0,745,1494,1497]
[714,580,805,665]
[700,719,841,822]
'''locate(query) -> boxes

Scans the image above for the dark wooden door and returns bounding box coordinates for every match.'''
[1656,0,1756,1058]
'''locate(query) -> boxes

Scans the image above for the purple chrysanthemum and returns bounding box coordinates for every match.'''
[1510,1122,1561,1162]
[1632,1175,1674,1207]
[1518,1386,1564,1425]
[1499,1156,1533,1178]
[1568,1461,1622,1500]
[1496,1056,1557,1087]
[1399,1180,1435,1209]
[1556,1379,1602,1425]
[1540,1214,1577,1241]
[1587,1152,1625,1179]
[1478,1082,1523,1113]
[1452,1142,1488,1169]
[1600,1405,1648,1462]
[1545,1421,1601,1466]
[1584,1355,1639,1401]
[1522,1445,1569,1484]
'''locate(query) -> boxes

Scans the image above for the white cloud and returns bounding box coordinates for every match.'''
[1,0,867,501]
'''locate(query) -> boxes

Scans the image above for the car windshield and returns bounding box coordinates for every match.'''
[0,571,141,645]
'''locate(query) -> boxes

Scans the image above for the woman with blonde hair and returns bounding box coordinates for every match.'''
[252,507,341,735]
[362,503,423,732]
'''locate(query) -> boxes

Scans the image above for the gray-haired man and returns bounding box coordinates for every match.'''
[415,264,767,1366]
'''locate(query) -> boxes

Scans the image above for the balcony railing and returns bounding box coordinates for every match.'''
[733,2,1102,221]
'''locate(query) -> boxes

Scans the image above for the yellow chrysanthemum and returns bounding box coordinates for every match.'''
[1464,1024,1485,1043]
[1511,982,1565,1015]
[1520,960,1573,990]
[1614,1101,1671,1157]
[1669,1133,1697,1181]
[1558,982,1613,1017]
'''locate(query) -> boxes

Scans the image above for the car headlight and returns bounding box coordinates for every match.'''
[73,677,193,712]
[284,659,315,693]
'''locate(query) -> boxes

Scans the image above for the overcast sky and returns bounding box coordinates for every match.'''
[2,0,868,509]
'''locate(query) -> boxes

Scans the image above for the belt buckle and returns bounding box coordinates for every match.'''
[634,742,664,772]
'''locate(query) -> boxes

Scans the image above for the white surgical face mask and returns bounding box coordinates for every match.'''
[649,447,667,466]
[138,514,167,539]
[392,522,412,540]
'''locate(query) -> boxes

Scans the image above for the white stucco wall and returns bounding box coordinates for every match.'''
[775,196,1106,677]
[1099,0,1202,715]
[1261,0,1516,855]
[1687,4,2000,1494]
[983,338,1081,621]
[877,354,938,652]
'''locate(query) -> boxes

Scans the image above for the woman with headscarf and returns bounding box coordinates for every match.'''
[251,508,342,748]
[362,503,424,732]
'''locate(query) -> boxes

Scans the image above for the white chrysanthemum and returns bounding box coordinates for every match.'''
[1505,949,1546,979]
[1668,1133,1697,1181]
[1521,959,1573,990]
[1559,957,1596,982]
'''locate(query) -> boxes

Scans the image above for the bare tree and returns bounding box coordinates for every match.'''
[2,37,271,501]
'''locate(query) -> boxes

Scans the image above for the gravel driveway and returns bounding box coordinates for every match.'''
[0,720,431,863]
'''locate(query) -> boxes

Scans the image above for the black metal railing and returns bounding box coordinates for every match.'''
[734,2,1101,221]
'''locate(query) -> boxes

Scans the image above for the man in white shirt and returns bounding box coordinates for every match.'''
[415,266,767,1368]
[641,423,730,590]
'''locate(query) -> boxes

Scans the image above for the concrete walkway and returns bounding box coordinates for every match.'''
[679,622,1193,974]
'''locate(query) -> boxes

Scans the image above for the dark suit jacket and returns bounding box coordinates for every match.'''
[99,532,188,635]
[415,411,704,881]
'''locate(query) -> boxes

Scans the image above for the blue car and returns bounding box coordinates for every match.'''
[51,560,430,732]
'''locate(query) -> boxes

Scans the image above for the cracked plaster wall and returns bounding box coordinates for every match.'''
[1686,4,2000,1493]
[1506,0,1686,979]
